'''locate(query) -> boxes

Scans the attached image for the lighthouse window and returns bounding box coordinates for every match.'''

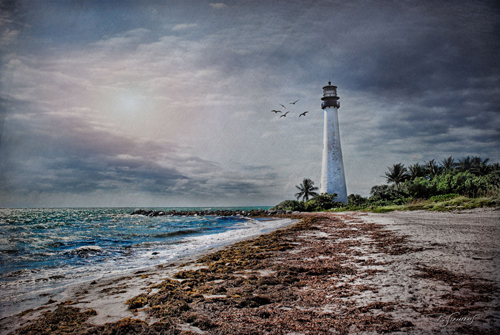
[323,88,336,97]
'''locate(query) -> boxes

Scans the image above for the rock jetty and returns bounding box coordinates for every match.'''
[130,209,292,217]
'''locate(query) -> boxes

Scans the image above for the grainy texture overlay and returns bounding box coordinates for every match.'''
[1,209,499,334]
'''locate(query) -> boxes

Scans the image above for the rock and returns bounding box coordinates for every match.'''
[131,208,277,217]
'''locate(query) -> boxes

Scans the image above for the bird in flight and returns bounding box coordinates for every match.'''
[271,110,282,113]
[280,104,287,109]
[280,112,289,118]
[299,111,309,117]
[290,99,299,105]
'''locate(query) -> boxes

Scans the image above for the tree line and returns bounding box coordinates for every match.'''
[273,156,500,211]
[376,156,499,203]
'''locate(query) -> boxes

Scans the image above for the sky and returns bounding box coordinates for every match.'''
[0,0,499,208]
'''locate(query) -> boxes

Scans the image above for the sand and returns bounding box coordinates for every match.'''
[1,208,498,334]
[353,209,499,333]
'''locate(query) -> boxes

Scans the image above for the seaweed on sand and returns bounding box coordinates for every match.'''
[15,305,97,335]
[119,215,416,334]
[15,305,177,335]
[416,265,498,311]
[14,215,422,334]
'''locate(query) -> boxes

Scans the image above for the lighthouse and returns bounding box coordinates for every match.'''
[320,82,347,203]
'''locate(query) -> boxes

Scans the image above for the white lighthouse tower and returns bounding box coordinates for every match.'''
[320,82,347,203]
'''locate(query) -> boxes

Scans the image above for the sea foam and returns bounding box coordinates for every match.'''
[0,207,291,318]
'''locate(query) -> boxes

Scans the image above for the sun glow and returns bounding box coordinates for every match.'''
[118,94,142,114]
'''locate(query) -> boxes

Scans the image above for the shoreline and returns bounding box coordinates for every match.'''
[2,209,499,334]
[0,216,296,323]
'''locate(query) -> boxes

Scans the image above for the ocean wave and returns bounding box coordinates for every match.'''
[1,268,40,278]
[48,242,66,248]
[0,207,281,319]
[68,246,104,256]
[0,249,19,254]
[153,228,206,238]
[34,274,66,283]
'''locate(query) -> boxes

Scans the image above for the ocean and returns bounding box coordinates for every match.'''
[0,207,294,318]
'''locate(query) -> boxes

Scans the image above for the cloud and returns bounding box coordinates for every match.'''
[0,50,286,205]
[0,1,21,51]
[0,0,499,206]
[230,110,257,119]
[1,107,182,191]
[172,23,198,31]
[0,99,284,206]
[0,28,19,47]
[91,28,153,50]
[209,3,227,9]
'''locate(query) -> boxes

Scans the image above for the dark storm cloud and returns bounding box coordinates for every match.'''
[1,0,499,205]
[0,107,189,195]
[242,164,273,171]
[321,1,500,162]
[0,96,8,147]
[0,97,279,204]
[194,0,499,155]
[44,156,187,193]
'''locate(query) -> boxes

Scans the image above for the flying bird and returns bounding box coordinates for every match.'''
[290,99,299,105]
[299,111,309,117]
[271,110,282,113]
[280,104,287,109]
[280,112,289,118]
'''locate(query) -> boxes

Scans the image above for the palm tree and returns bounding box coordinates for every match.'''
[295,178,319,201]
[456,156,474,172]
[441,156,455,173]
[425,159,441,179]
[408,163,426,180]
[456,156,490,175]
[384,163,409,189]
[472,156,490,176]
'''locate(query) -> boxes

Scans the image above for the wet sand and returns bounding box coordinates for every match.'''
[1,208,498,334]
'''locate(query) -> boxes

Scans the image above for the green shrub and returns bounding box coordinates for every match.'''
[484,170,500,189]
[434,171,469,195]
[403,177,436,199]
[391,197,412,205]
[432,171,497,197]
[305,193,342,211]
[347,194,369,207]
[464,175,491,197]
[434,172,456,194]
[429,193,459,202]
[372,207,397,213]
[272,200,305,211]
[368,199,396,207]
[370,185,406,201]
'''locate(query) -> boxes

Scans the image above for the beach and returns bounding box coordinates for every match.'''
[1,208,499,334]
[0,208,294,319]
